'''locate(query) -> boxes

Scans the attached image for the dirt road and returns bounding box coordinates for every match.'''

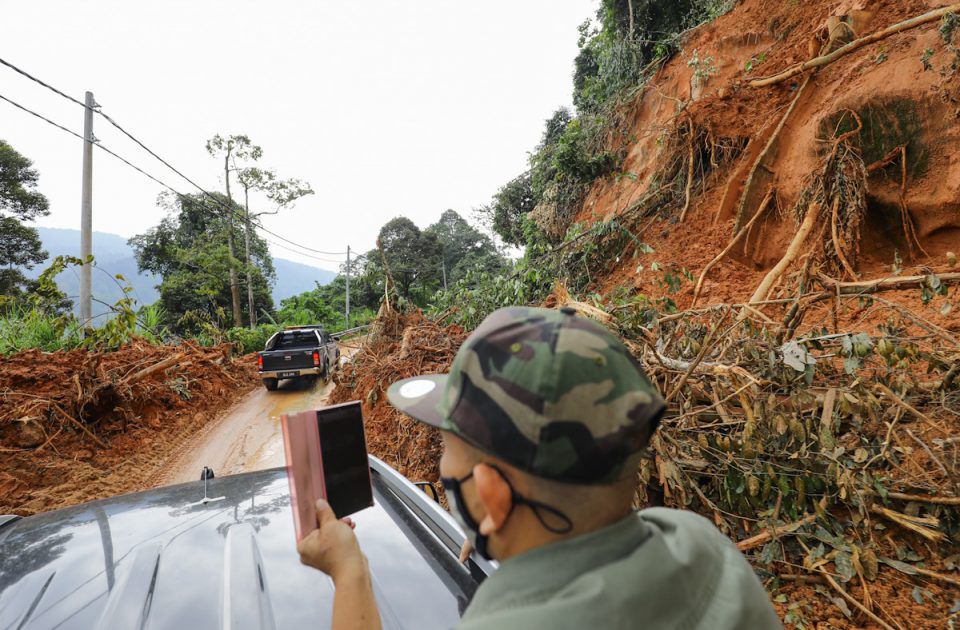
[157,342,363,486]
[158,376,337,485]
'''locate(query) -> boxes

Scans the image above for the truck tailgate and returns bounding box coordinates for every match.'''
[261,350,314,372]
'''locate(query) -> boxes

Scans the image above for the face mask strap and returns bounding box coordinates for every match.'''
[486,464,574,535]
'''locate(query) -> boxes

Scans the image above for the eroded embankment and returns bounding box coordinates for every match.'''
[0,340,258,516]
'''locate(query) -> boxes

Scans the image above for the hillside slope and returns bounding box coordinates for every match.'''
[340,2,960,628]
[569,0,958,311]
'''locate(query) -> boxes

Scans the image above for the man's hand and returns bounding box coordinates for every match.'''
[297,500,381,630]
[297,499,365,583]
[459,539,474,564]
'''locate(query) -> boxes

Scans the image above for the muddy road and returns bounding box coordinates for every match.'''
[157,378,335,484]
[158,344,361,486]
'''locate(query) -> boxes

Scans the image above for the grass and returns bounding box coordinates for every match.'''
[0,306,84,354]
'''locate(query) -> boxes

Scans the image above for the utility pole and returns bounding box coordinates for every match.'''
[223,152,243,329]
[79,91,94,327]
[243,186,255,329]
[345,245,351,327]
[442,259,447,291]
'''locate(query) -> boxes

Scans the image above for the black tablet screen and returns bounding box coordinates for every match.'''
[316,401,373,518]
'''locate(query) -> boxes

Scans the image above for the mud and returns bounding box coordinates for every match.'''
[0,341,259,516]
[157,378,337,485]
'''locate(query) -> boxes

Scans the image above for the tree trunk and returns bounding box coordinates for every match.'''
[224,154,243,328]
[244,186,256,329]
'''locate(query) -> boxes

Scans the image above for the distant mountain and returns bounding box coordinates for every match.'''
[29,227,336,319]
[272,258,338,304]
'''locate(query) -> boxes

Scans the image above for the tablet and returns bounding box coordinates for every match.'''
[281,401,373,542]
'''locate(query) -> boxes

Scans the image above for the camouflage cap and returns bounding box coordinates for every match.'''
[387,306,665,483]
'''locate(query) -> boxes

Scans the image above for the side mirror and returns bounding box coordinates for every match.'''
[414,481,440,503]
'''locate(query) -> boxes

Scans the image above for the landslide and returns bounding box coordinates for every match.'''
[336,1,960,628]
[329,309,466,484]
[0,340,258,516]
[569,0,960,312]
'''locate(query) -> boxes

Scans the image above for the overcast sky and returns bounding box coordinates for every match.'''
[1,1,595,272]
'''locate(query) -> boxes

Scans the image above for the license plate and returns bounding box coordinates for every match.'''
[279,371,298,379]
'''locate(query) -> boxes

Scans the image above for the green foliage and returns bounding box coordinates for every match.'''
[0,140,54,307]
[424,209,505,284]
[573,0,733,114]
[0,257,165,353]
[0,305,83,354]
[551,118,619,184]
[277,287,340,328]
[487,1,735,248]
[130,192,275,333]
[225,324,281,354]
[486,172,539,247]
[0,139,50,221]
[433,218,646,329]
[0,216,48,299]
[136,303,170,344]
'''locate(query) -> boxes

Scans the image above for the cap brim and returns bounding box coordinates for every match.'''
[386,374,449,429]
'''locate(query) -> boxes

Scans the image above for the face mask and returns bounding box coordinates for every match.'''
[440,465,574,562]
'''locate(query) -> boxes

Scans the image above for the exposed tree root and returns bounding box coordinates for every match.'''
[731,72,813,231]
[747,201,822,306]
[678,122,697,223]
[830,195,858,280]
[750,4,960,87]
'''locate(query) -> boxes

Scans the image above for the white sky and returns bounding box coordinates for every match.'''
[1,0,595,272]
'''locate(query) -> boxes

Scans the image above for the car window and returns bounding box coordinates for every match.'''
[275,332,319,350]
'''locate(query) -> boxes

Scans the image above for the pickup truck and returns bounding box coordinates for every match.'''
[0,456,495,629]
[257,325,340,391]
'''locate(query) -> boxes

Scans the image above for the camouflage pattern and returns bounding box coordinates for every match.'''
[387,306,665,483]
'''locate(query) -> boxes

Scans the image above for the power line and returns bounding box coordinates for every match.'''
[0,91,346,266]
[0,55,348,258]
[95,106,344,256]
[0,92,85,140]
[0,57,86,107]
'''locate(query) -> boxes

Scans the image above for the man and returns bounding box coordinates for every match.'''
[298,306,781,629]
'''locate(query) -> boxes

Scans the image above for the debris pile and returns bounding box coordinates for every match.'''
[0,340,257,515]
[329,310,466,484]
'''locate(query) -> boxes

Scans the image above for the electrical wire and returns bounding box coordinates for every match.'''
[0,92,85,140]
[0,91,347,265]
[95,106,346,256]
[0,55,348,257]
[0,57,87,107]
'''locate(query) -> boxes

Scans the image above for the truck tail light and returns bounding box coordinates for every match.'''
[312,351,320,367]
[257,355,263,370]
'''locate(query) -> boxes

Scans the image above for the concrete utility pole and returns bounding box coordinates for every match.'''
[79,91,94,326]
[345,245,351,327]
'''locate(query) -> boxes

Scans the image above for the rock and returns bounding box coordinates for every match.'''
[15,420,44,449]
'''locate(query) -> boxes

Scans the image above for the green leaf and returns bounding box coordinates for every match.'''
[879,557,918,575]
[834,551,856,582]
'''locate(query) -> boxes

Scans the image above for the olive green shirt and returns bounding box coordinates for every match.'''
[458,508,782,629]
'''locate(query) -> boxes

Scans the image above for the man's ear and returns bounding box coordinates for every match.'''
[474,464,512,536]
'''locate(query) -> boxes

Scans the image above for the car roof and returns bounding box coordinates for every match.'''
[0,457,493,629]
